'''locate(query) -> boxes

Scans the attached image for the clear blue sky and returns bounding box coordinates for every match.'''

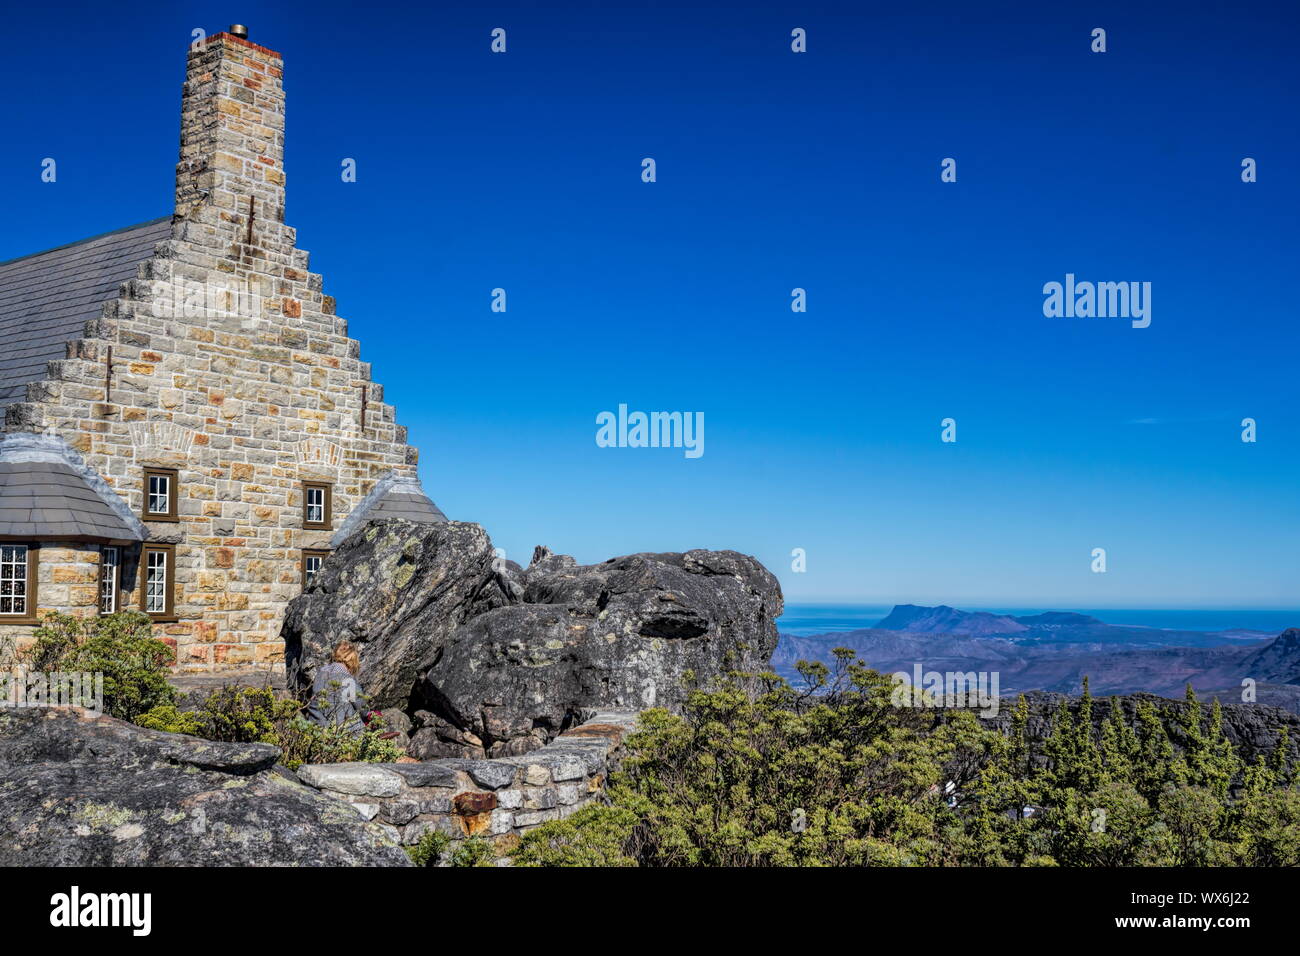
[3,1,1297,608]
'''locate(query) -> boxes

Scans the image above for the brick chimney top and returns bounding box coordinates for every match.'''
[174,30,286,223]
[192,29,282,58]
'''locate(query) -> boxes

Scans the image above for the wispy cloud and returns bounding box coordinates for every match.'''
[1123,414,1233,426]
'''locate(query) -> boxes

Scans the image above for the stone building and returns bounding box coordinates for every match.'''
[0,27,445,671]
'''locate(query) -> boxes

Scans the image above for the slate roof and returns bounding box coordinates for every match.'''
[0,433,144,542]
[331,472,447,548]
[0,217,172,408]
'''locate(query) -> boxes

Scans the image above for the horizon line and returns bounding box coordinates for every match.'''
[779,601,1300,613]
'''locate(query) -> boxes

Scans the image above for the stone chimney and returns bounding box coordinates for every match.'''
[174,29,286,226]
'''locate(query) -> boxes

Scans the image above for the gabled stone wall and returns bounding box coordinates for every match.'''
[2,33,419,669]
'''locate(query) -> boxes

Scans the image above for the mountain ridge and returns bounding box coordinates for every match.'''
[775,608,1300,713]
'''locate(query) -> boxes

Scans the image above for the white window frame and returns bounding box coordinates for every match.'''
[145,548,168,615]
[305,485,325,525]
[99,546,120,615]
[0,545,31,617]
[147,472,171,516]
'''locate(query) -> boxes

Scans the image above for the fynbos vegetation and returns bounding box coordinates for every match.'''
[136,686,403,771]
[514,653,1299,867]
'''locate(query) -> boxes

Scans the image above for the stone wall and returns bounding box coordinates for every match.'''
[2,33,418,669]
[0,542,104,651]
[294,711,637,855]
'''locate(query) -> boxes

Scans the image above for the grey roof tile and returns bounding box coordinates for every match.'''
[0,217,172,408]
[0,433,143,542]
[330,472,447,548]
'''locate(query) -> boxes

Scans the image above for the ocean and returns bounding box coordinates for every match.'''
[777,604,1300,638]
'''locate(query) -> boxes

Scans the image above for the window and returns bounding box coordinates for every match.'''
[302,548,329,588]
[0,545,36,621]
[140,544,175,620]
[143,467,179,521]
[302,481,332,530]
[99,546,120,615]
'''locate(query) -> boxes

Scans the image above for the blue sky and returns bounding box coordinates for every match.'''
[3,1,1297,607]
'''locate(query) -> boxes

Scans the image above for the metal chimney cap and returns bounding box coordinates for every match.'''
[229,24,249,38]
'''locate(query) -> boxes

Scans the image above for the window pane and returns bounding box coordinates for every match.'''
[148,474,170,514]
[100,547,119,614]
[146,550,167,614]
[306,487,324,523]
[0,545,27,615]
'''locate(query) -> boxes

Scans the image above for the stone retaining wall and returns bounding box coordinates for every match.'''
[295,711,637,852]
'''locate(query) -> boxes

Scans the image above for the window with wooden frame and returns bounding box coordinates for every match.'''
[302,481,332,530]
[0,544,37,623]
[143,467,179,522]
[302,548,330,588]
[99,546,120,615]
[140,543,175,621]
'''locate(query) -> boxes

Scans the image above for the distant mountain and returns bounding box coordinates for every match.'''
[1014,611,1106,628]
[1243,628,1300,685]
[869,604,1269,647]
[875,605,1027,636]
[773,613,1300,713]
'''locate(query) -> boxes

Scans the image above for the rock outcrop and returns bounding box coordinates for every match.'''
[0,707,411,866]
[282,521,784,758]
[284,521,514,709]
[1243,628,1300,686]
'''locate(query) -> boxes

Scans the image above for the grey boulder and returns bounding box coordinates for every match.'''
[283,520,784,757]
[0,707,411,866]
[418,549,783,755]
[283,520,514,709]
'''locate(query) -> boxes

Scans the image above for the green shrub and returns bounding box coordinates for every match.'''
[22,611,175,721]
[404,832,496,867]
[553,655,986,868]
[448,837,497,867]
[512,804,639,867]
[135,685,404,770]
[133,703,203,736]
[135,685,295,744]
[275,712,404,770]
[406,830,451,867]
[190,685,296,744]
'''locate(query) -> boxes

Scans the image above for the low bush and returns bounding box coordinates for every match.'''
[404,832,497,867]
[21,611,175,721]
[447,837,497,867]
[135,684,404,770]
[512,804,639,867]
[406,830,451,867]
